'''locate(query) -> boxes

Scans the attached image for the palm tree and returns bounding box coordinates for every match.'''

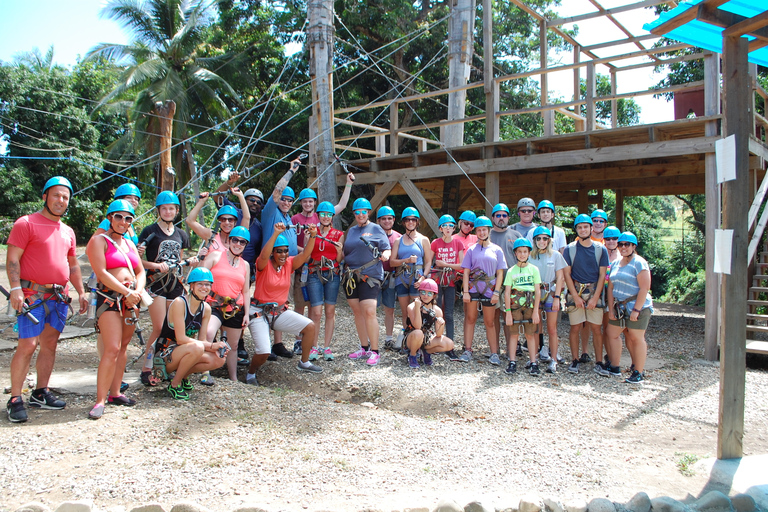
[13,45,57,73]
[86,0,241,189]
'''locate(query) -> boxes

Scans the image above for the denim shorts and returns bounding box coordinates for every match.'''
[395,282,419,298]
[379,280,396,309]
[306,273,340,307]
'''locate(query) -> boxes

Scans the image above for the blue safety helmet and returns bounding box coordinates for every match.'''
[297,188,317,201]
[353,198,372,211]
[458,211,476,224]
[187,267,214,284]
[43,176,73,195]
[438,214,456,227]
[618,232,638,245]
[377,205,395,218]
[317,201,335,215]
[155,190,180,207]
[491,203,509,215]
[591,209,608,221]
[281,186,295,200]
[401,207,420,220]
[532,226,552,238]
[513,238,533,251]
[229,226,250,243]
[574,214,593,227]
[115,183,141,200]
[604,226,621,239]
[537,200,555,212]
[216,205,239,219]
[274,234,290,248]
[107,199,135,216]
[474,216,493,229]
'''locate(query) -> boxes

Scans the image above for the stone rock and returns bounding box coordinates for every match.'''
[730,494,756,512]
[693,492,733,512]
[231,509,269,512]
[15,502,51,512]
[651,496,690,512]
[404,508,430,512]
[54,501,93,512]
[130,505,166,512]
[433,499,463,512]
[564,500,588,512]
[465,502,494,512]
[589,498,616,512]
[169,503,209,512]
[544,498,564,512]
[520,496,543,512]
[626,493,652,512]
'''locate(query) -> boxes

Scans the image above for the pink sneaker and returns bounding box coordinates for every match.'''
[366,351,380,366]
[348,347,370,360]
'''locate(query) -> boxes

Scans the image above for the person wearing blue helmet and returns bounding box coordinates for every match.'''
[376,205,402,349]
[489,203,523,358]
[455,210,478,251]
[215,173,266,272]
[6,176,88,423]
[590,209,608,242]
[343,197,392,366]
[503,237,541,375]
[563,213,610,375]
[528,200,566,253]
[606,232,653,384]
[85,199,148,418]
[459,216,507,364]
[187,188,250,259]
[602,226,621,264]
[429,213,464,359]
[94,183,142,246]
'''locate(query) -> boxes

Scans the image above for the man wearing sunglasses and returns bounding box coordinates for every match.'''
[590,209,608,243]
[511,197,538,239]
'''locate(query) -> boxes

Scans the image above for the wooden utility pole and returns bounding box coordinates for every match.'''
[308,0,338,207]
[704,52,721,362]
[484,0,498,143]
[445,0,476,148]
[156,100,176,191]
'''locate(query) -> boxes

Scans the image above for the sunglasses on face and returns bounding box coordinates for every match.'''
[593,219,606,224]
[280,197,294,203]
[354,210,369,216]
[617,242,633,248]
[604,237,618,242]
[274,248,289,254]
[247,198,263,205]
[404,217,418,223]
[519,209,535,214]
[441,223,456,229]
[534,236,549,242]
[230,237,247,246]
[419,290,435,296]
[461,221,474,226]
[494,213,509,219]
[318,212,333,218]
[219,217,236,223]
[112,213,134,223]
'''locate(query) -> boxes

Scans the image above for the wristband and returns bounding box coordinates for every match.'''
[493,290,500,295]
[10,286,22,292]
[632,308,642,313]
[505,308,512,312]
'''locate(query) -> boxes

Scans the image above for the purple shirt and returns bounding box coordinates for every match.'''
[461,242,508,298]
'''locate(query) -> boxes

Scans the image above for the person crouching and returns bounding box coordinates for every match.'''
[404,279,455,369]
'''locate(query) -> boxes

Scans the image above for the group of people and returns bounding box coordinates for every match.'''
[5,161,653,424]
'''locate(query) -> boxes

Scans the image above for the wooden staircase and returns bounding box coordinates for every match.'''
[746,251,768,355]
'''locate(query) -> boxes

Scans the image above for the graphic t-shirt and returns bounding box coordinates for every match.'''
[430,237,464,287]
[503,263,541,292]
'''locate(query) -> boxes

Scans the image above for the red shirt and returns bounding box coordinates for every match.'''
[430,237,464,287]
[454,232,478,252]
[7,212,76,298]
[209,253,248,306]
[382,230,402,272]
[254,256,293,306]
[310,228,342,268]
[292,212,319,248]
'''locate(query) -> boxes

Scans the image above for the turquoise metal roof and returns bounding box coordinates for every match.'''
[643,0,768,67]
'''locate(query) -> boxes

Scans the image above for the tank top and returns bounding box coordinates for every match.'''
[209,253,248,305]
[103,235,140,270]
[157,296,204,349]
[310,227,343,267]
[396,234,424,286]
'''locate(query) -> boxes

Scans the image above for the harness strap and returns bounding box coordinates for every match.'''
[509,290,535,310]
[208,292,242,319]
[250,301,286,330]
[342,259,381,294]
[468,269,494,296]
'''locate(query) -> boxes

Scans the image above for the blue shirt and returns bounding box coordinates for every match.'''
[563,241,609,284]
[609,255,653,312]
[261,196,297,256]
[343,222,391,280]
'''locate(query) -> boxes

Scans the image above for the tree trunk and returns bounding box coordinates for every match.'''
[155,100,176,191]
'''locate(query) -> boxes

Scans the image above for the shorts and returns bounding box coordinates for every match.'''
[543,296,558,313]
[148,279,184,300]
[608,307,652,330]
[248,309,312,355]
[568,305,603,325]
[306,273,340,307]
[344,276,381,301]
[395,282,419,297]
[17,298,69,339]
[470,291,495,307]
[379,274,396,308]
[511,307,536,335]
[211,306,245,329]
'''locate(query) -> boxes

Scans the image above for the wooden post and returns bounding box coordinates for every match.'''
[484,0,498,143]
[390,101,399,155]
[586,62,596,132]
[308,0,338,206]
[704,52,722,362]
[718,35,748,460]
[156,100,176,191]
[185,140,204,227]
[445,0,476,148]
[540,19,554,136]
[610,70,618,129]
[486,172,499,214]
[578,188,589,214]
[400,178,440,236]
[573,45,581,103]
[614,189,624,231]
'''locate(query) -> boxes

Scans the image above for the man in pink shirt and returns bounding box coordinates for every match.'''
[6,177,88,423]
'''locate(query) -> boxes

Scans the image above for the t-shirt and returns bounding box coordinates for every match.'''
[503,263,541,292]
[138,223,190,296]
[530,250,567,287]
[563,241,610,284]
[489,227,522,266]
[526,224,567,253]
[343,222,391,280]
[223,198,262,266]
[254,256,294,306]
[98,218,139,245]
[382,230,402,272]
[511,222,536,239]
[430,237,464,287]
[454,232,478,252]
[292,211,320,248]
[8,212,76,298]
[609,255,654,312]
[261,196,297,256]
[461,242,507,298]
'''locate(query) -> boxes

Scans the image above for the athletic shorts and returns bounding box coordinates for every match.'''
[379,278,396,309]
[17,299,69,339]
[211,307,245,329]
[510,307,536,335]
[568,306,603,325]
[344,277,380,302]
[248,309,312,355]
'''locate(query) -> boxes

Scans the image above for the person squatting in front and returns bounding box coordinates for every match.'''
[154,267,229,400]
[343,198,392,366]
[459,216,507,364]
[404,278,455,369]
[503,238,541,376]
[430,214,464,361]
[202,226,250,382]
[245,223,322,385]
[6,176,88,424]
[86,200,147,419]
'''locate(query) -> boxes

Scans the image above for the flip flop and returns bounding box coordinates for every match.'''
[88,404,105,420]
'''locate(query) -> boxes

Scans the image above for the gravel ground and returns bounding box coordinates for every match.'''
[1,298,767,512]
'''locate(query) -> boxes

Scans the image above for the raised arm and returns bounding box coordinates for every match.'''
[271,158,301,203]
[334,173,355,215]
[186,193,213,240]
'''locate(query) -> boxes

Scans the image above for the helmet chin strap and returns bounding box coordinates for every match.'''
[190,287,207,302]
[578,233,591,241]
[43,196,66,218]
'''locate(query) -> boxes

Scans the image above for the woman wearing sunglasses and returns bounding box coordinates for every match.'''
[201,226,250,382]
[187,189,250,256]
[390,207,433,333]
[86,200,147,419]
[429,214,464,358]
[404,279,455,369]
[605,232,653,384]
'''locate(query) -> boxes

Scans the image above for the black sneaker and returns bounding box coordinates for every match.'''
[625,369,644,384]
[267,353,278,361]
[515,343,523,357]
[505,361,517,375]
[271,342,294,359]
[7,396,27,423]
[568,359,579,374]
[579,353,591,363]
[445,349,461,361]
[29,388,65,410]
[120,381,129,393]
[529,362,540,376]
[608,365,622,377]
[594,362,610,377]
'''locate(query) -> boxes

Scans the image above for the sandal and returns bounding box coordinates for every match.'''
[88,404,105,420]
[108,394,136,406]
[140,370,161,387]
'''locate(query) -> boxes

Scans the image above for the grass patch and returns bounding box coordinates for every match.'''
[675,452,700,476]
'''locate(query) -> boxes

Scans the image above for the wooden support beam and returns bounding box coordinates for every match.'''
[615,189,624,230]
[610,70,618,129]
[583,34,659,52]
[550,0,668,26]
[586,62,596,132]
[718,35,748,461]
[369,181,397,212]
[484,0,499,143]
[399,178,440,236]
[541,18,554,137]
[721,10,768,38]
[486,172,500,213]
[649,0,730,35]
[578,188,589,213]
[390,102,399,156]
[704,52,721,363]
